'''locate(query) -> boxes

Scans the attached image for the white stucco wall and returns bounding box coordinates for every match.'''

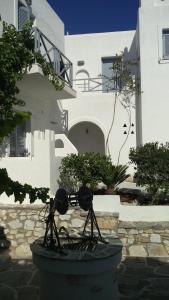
[93,195,169,222]
[0,130,78,203]
[139,0,169,144]
[31,0,65,52]
[63,31,136,166]
[65,31,136,79]
[0,0,16,24]
[0,0,65,52]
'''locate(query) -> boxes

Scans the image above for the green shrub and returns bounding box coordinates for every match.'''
[59,153,129,193]
[129,142,169,203]
[59,153,113,192]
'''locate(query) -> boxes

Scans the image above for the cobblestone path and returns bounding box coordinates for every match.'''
[0,254,169,300]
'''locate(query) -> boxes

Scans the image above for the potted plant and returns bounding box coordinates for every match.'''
[103,165,130,195]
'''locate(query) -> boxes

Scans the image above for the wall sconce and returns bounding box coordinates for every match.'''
[131,123,134,127]
[123,124,127,127]
[131,131,134,134]
[123,131,127,134]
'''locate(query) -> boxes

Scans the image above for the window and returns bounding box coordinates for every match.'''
[9,121,30,157]
[18,2,29,30]
[102,57,119,92]
[18,1,35,30]
[77,61,85,66]
[163,29,169,59]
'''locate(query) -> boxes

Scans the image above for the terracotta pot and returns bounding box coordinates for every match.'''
[105,187,116,195]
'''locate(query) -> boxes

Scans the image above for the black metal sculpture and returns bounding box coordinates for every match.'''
[42,186,106,252]
[43,198,61,251]
[78,186,103,242]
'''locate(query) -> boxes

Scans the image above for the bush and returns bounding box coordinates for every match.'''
[59,153,113,192]
[129,142,169,204]
[59,153,129,193]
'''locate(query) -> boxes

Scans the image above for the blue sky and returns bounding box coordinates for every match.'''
[47,0,140,35]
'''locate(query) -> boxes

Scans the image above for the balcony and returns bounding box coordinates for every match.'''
[74,77,119,93]
[18,27,76,100]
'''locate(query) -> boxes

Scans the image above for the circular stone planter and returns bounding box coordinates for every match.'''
[31,238,122,300]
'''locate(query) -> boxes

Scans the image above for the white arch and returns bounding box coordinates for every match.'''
[69,119,106,155]
[76,69,90,78]
[69,117,108,140]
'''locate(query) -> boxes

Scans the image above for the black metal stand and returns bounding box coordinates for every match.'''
[82,204,106,244]
[43,198,61,251]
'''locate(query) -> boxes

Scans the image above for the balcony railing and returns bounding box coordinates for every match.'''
[74,77,120,93]
[32,27,73,88]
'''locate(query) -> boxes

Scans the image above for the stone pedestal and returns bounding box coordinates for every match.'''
[31,238,122,300]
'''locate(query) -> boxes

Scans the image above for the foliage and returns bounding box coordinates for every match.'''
[58,172,80,193]
[129,142,169,203]
[0,20,33,142]
[0,19,62,143]
[0,169,49,204]
[112,54,140,100]
[103,164,130,191]
[59,153,113,192]
[0,20,63,203]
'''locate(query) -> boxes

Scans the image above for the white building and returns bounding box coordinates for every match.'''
[0,0,77,201]
[0,0,169,201]
[63,0,169,164]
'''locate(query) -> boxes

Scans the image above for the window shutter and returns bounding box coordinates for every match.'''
[10,123,26,157]
[18,4,29,30]
[9,130,17,157]
[17,122,26,156]
[102,58,116,92]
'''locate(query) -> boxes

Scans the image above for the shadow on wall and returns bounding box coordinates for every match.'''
[68,121,105,154]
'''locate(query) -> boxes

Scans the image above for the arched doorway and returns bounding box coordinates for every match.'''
[68,122,105,154]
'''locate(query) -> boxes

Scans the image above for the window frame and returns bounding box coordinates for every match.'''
[101,56,121,93]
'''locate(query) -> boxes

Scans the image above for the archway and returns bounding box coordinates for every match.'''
[68,122,105,154]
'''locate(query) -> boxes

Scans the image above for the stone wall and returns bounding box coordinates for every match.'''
[0,205,169,258]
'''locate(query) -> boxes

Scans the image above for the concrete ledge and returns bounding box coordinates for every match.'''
[93,195,169,222]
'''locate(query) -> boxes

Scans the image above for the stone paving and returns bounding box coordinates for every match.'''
[0,253,169,300]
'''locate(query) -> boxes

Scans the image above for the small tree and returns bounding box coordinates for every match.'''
[105,53,140,163]
[129,142,169,203]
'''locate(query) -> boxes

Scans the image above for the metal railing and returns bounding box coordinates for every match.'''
[33,27,73,88]
[74,77,120,93]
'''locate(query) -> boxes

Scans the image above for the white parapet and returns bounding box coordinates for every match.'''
[93,195,169,222]
[55,134,78,157]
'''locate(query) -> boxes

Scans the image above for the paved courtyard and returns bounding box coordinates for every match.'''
[0,253,169,300]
